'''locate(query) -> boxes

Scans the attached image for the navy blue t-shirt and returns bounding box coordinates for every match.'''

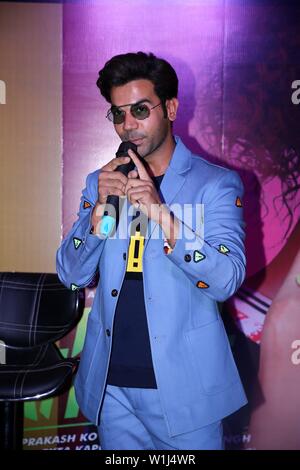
[107,174,164,388]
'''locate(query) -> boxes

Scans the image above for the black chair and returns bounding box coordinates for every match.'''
[0,272,84,450]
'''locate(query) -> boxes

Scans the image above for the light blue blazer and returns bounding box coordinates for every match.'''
[57,137,247,437]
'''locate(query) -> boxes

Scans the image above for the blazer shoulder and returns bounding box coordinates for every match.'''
[86,168,101,188]
[83,169,101,205]
[190,154,242,186]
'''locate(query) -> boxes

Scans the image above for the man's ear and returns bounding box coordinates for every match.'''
[166,98,179,122]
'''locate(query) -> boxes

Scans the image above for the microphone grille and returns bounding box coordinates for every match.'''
[116,141,138,157]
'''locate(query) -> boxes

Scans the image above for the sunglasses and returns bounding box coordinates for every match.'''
[106,101,162,124]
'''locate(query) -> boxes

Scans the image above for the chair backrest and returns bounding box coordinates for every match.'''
[0,273,84,349]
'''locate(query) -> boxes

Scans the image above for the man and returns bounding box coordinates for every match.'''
[57,52,247,450]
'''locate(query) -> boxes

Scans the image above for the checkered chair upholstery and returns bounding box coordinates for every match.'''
[0,272,84,450]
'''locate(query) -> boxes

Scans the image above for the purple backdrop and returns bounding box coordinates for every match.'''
[59,0,300,450]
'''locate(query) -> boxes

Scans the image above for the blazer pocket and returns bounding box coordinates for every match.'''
[185,318,240,394]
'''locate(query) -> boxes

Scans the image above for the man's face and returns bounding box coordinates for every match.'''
[109,79,172,159]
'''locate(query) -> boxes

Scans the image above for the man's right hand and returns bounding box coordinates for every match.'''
[91,156,131,232]
[97,156,131,204]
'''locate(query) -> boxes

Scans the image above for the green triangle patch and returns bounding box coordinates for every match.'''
[193,250,206,263]
[71,283,79,291]
[219,244,230,254]
[73,237,82,249]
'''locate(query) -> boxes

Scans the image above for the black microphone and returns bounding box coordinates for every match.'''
[100,141,137,237]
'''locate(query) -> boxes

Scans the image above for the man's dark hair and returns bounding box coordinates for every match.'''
[96,51,178,117]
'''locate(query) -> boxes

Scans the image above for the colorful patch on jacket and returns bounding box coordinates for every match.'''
[196,281,209,289]
[218,244,230,254]
[73,237,82,249]
[235,196,242,207]
[193,250,205,262]
[83,200,92,209]
[163,239,173,255]
[126,228,145,272]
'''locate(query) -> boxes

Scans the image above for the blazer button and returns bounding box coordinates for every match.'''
[106,329,111,337]
[184,254,191,262]
[111,289,118,297]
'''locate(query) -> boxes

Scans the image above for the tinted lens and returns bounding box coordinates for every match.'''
[131,103,150,120]
[107,103,151,124]
[109,107,125,124]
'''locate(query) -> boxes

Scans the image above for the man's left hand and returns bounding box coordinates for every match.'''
[125,149,162,223]
[125,148,179,248]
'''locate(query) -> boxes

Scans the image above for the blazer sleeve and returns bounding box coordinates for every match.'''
[165,170,246,302]
[56,170,106,290]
